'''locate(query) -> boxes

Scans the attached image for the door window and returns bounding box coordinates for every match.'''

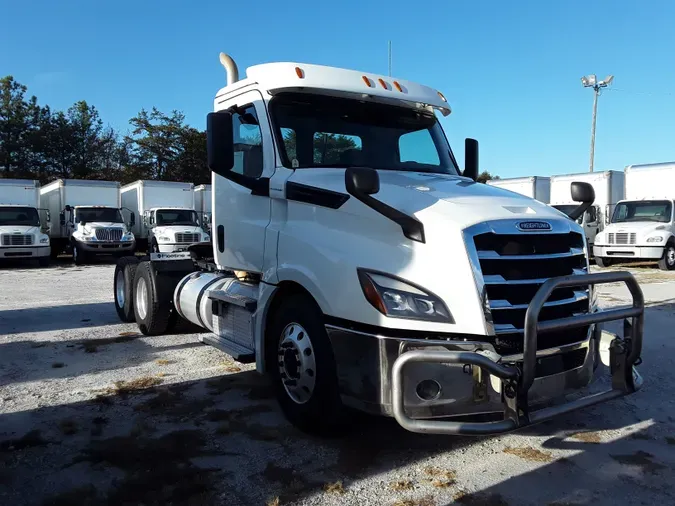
[585,206,598,224]
[232,104,263,178]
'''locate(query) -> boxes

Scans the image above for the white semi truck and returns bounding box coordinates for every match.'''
[112,54,645,436]
[0,179,51,266]
[550,171,625,251]
[194,184,212,234]
[594,162,675,270]
[121,180,209,253]
[486,176,551,203]
[40,179,135,264]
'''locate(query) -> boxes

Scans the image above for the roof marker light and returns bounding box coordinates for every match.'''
[437,91,447,102]
[378,78,388,89]
[295,67,305,78]
[393,81,403,92]
[362,75,374,87]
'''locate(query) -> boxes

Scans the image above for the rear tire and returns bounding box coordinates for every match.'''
[595,257,612,268]
[133,261,171,336]
[657,243,675,271]
[114,256,140,322]
[266,293,347,436]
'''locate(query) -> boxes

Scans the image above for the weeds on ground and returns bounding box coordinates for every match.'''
[113,376,163,394]
[424,467,456,488]
[323,481,345,495]
[390,479,414,491]
[570,431,602,443]
[266,497,280,506]
[156,359,172,365]
[502,446,553,462]
[393,495,435,506]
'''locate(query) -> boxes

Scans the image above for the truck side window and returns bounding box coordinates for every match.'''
[399,129,440,166]
[232,104,263,178]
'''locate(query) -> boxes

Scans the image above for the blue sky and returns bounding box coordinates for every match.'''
[2,0,674,177]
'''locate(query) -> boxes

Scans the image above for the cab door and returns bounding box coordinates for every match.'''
[211,90,274,273]
[584,205,600,248]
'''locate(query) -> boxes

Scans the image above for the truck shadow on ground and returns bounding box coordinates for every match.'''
[0,302,118,334]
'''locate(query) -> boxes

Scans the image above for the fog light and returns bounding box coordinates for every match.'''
[415,379,441,401]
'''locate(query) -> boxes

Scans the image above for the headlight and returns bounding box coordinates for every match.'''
[122,233,134,241]
[39,236,49,244]
[358,270,453,322]
[81,236,95,242]
[157,236,171,242]
[203,235,210,242]
[646,236,663,243]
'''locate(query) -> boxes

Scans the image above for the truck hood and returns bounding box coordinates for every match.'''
[80,222,127,233]
[0,225,40,234]
[602,222,670,240]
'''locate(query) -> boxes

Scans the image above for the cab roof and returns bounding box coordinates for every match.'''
[215,62,451,116]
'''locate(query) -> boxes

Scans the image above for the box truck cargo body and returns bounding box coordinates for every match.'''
[194,184,212,233]
[0,179,50,264]
[594,162,675,270]
[550,171,624,249]
[39,179,135,263]
[121,180,208,253]
[486,176,551,203]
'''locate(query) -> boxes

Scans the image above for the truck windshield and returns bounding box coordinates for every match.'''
[270,93,459,174]
[612,200,672,223]
[156,209,198,226]
[0,206,40,226]
[76,207,123,223]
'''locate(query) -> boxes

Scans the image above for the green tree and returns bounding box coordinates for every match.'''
[128,107,185,180]
[172,127,208,183]
[477,171,499,184]
[67,101,105,179]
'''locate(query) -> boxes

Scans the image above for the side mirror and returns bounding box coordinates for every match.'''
[345,166,380,195]
[463,138,479,181]
[207,111,234,176]
[566,182,595,221]
[130,212,136,227]
[59,212,65,226]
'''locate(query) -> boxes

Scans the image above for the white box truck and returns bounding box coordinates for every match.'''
[121,180,209,253]
[594,162,675,270]
[112,53,645,437]
[550,171,625,250]
[0,179,51,266]
[40,179,135,264]
[486,176,551,203]
[194,184,212,234]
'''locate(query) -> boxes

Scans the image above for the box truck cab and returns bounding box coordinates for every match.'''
[40,179,135,264]
[0,179,51,266]
[121,180,209,253]
[550,171,625,251]
[594,163,675,270]
[486,176,551,203]
[113,54,645,437]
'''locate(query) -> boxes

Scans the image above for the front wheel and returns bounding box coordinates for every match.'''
[73,244,87,265]
[658,243,675,271]
[151,239,160,253]
[266,293,347,436]
[595,257,612,268]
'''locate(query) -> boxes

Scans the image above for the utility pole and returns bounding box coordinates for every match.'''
[388,41,392,77]
[581,74,614,172]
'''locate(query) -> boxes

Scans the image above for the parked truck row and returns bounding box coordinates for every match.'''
[0,178,211,266]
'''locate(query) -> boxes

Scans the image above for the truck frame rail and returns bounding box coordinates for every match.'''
[391,271,644,435]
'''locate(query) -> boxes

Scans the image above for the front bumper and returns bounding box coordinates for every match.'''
[0,245,50,258]
[77,240,135,254]
[156,243,192,253]
[327,271,644,435]
[594,244,664,259]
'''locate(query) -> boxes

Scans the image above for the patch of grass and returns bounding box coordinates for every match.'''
[113,376,163,394]
[156,372,168,378]
[156,359,172,366]
[390,479,414,491]
[82,343,98,353]
[570,431,602,444]
[224,365,242,373]
[59,419,78,436]
[51,362,65,368]
[0,429,47,452]
[503,446,553,463]
[393,495,435,506]
[266,498,280,506]
[323,481,345,495]
[118,331,138,337]
[424,467,456,488]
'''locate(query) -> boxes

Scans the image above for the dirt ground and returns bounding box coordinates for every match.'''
[1,258,675,506]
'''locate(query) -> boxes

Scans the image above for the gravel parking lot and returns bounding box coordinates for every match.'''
[1,258,675,506]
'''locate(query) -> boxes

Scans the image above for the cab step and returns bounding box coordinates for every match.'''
[200,334,255,363]
[208,290,257,312]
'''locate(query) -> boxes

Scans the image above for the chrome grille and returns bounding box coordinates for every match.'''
[1,234,34,246]
[608,232,635,245]
[175,233,200,243]
[471,229,589,354]
[95,228,123,242]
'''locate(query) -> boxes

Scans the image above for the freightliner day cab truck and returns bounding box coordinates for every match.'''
[0,179,51,266]
[121,180,209,253]
[550,171,625,252]
[40,179,135,264]
[113,54,645,436]
[486,176,551,204]
[194,184,212,234]
[594,162,675,270]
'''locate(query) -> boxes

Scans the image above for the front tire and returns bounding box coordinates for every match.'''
[73,244,87,265]
[266,293,346,436]
[658,243,675,271]
[151,239,160,253]
[114,256,140,322]
[38,256,50,267]
[133,261,171,335]
[595,257,612,268]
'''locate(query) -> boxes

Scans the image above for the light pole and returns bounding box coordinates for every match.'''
[581,74,614,172]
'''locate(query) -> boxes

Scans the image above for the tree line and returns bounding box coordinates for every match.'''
[0,76,209,185]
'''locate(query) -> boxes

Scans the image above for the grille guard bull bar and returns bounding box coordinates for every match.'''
[391,271,644,435]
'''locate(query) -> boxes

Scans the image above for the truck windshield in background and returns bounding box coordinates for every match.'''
[156,209,199,226]
[0,206,40,226]
[612,200,672,224]
[270,93,459,174]
[76,207,123,223]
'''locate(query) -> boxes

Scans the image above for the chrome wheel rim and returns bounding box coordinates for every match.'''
[135,277,148,320]
[667,247,675,266]
[116,270,125,307]
[278,323,316,405]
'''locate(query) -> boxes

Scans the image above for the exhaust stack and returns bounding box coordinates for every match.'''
[219,53,239,86]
